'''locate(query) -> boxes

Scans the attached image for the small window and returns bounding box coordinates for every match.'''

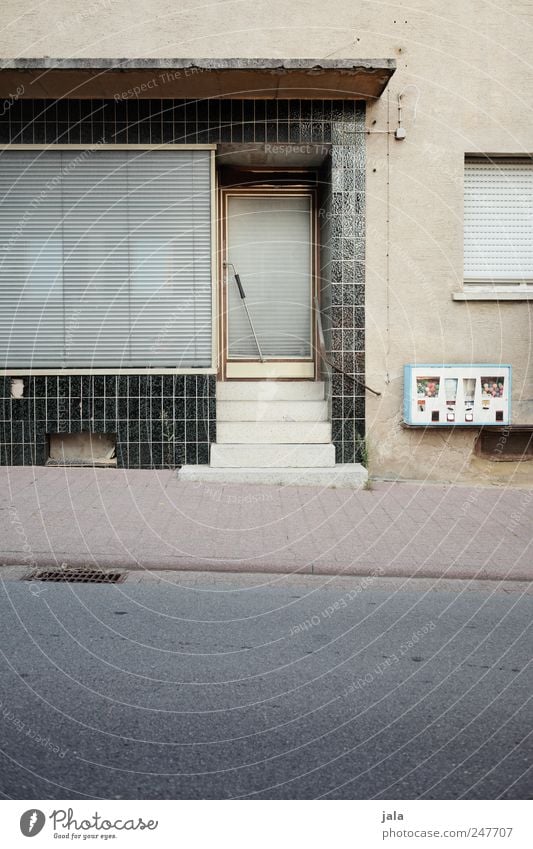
[464,158,533,291]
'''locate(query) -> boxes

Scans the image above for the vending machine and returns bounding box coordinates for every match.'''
[403,365,511,426]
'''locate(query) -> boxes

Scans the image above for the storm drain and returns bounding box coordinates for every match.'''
[25,568,126,584]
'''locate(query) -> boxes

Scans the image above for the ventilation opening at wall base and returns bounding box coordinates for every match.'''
[475,429,533,462]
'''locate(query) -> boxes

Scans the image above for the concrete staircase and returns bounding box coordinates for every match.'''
[212,380,335,468]
[178,381,368,489]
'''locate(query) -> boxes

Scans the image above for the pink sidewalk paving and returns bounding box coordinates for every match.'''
[1,467,532,581]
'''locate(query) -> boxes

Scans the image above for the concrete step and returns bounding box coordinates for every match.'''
[217,399,328,422]
[217,381,325,402]
[210,443,336,468]
[178,463,368,488]
[217,421,332,444]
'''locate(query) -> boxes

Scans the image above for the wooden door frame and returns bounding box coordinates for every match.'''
[218,185,318,381]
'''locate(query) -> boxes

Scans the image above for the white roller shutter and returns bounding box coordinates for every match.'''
[0,148,213,368]
[464,158,533,282]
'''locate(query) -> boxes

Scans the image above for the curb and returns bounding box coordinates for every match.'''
[2,551,531,583]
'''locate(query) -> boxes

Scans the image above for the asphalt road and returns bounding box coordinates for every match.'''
[0,572,531,800]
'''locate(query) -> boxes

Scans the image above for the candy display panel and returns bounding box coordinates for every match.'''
[403,365,511,426]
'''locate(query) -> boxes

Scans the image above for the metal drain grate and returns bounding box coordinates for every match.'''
[25,568,126,584]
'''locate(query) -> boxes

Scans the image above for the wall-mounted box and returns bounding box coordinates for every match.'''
[403,365,511,426]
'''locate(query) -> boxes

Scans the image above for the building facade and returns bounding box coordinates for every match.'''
[0,1,531,485]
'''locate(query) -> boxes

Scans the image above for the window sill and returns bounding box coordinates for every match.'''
[453,289,533,301]
[1,367,217,376]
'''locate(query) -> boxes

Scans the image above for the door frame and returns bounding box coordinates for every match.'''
[218,185,318,381]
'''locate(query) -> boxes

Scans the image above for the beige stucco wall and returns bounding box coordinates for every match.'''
[361,3,533,484]
[1,0,532,483]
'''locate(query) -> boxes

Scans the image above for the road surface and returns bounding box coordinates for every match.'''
[0,571,531,799]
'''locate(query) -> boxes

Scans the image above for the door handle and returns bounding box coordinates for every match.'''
[224,262,264,362]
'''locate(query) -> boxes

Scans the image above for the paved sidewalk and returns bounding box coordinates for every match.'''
[1,467,532,581]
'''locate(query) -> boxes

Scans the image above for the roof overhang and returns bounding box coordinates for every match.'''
[0,58,395,100]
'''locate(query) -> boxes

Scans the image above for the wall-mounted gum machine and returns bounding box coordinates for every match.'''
[403,365,511,426]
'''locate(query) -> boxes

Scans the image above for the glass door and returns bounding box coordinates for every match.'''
[223,192,315,379]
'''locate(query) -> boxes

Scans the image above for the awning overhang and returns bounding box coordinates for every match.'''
[0,58,395,100]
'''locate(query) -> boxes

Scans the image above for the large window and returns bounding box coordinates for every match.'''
[464,158,533,290]
[0,148,213,369]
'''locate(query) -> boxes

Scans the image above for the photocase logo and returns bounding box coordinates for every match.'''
[20,809,45,837]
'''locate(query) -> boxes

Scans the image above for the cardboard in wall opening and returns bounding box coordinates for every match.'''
[48,432,116,465]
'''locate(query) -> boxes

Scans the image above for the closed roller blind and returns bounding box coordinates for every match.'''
[227,195,312,359]
[0,149,212,368]
[464,159,533,281]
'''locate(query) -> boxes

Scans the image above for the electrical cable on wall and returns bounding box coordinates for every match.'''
[385,88,391,385]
